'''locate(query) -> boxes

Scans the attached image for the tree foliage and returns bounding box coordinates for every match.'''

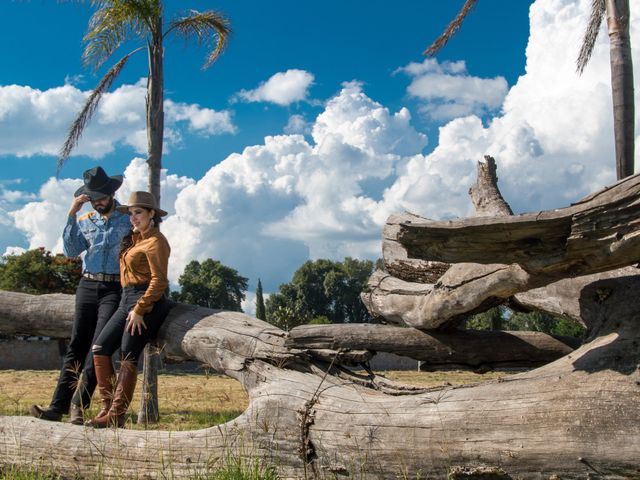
[171,259,248,311]
[255,278,266,321]
[465,306,586,338]
[0,248,81,295]
[265,257,379,330]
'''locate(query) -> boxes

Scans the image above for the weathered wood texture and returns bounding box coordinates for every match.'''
[364,264,640,334]
[469,155,513,217]
[1,290,639,479]
[395,173,640,278]
[371,164,640,328]
[380,157,509,287]
[287,323,580,369]
[511,266,640,332]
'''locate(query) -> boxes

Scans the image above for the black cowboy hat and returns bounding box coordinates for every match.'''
[74,166,123,200]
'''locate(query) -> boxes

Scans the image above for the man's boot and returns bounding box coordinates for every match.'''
[29,405,62,422]
[69,403,85,425]
[87,360,137,428]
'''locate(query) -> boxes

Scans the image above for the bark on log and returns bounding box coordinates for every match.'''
[0,290,639,479]
[287,323,580,369]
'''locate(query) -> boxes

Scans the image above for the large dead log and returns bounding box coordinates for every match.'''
[364,264,640,337]
[0,289,575,370]
[0,290,639,479]
[371,160,640,328]
[511,265,640,333]
[373,157,535,326]
[395,173,640,282]
[380,156,508,285]
[287,323,580,369]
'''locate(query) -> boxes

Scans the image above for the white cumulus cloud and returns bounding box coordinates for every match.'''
[0,80,236,159]
[398,58,508,121]
[234,69,315,106]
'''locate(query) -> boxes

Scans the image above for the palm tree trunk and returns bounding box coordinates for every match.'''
[139,26,165,425]
[146,35,164,202]
[606,0,635,179]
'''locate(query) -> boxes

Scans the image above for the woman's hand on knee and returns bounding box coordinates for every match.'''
[126,310,147,335]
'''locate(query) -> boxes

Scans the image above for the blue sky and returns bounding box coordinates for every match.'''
[1,0,532,188]
[1,0,638,310]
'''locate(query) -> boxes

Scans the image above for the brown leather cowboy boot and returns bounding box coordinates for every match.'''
[92,355,115,421]
[88,360,137,428]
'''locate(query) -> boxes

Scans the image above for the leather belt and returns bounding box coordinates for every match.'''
[83,272,120,282]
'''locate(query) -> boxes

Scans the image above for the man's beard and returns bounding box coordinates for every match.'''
[93,197,114,215]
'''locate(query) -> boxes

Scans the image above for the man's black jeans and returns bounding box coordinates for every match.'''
[49,277,121,414]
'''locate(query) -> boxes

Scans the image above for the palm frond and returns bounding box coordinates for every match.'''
[576,0,606,74]
[83,0,157,69]
[58,53,134,174]
[423,0,477,57]
[166,10,231,69]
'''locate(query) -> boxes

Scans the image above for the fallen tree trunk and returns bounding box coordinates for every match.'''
[393,173,640,285]
[0,290,575,369]
[371,161,640,328]
[287,322,580,369]
[1,290,639,479]
[510,265,640,333]
[365,264,640,336]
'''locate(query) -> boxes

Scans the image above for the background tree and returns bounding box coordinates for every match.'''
[265,257,377,329]
[171,259,248,311]
[576,0,634,179]
[0,248,81,295]
[508,310,586,338]
[425,0,634,179]
[464,306,586,339]
[255,278,266,321]
[464,305,505,331]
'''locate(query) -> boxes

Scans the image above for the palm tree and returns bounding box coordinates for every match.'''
[59,0,231,204]
[58,0,230,424]
[576,0,634,179]
[424,0,634,180]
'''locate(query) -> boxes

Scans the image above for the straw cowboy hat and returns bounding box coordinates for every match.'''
[74,166,123,200]
[117,191,168,217]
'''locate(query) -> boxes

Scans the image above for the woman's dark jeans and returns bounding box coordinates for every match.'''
[93,285,170,364]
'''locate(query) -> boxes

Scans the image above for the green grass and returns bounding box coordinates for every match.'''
[0,466,63,480]
[0,462,278,480]
[194,458,279,480]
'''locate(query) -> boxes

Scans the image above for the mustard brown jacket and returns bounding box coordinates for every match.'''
[119,227,170,316]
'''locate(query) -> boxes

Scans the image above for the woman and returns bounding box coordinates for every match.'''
[87,191,171,428]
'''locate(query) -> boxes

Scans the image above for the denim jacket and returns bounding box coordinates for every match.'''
[62,203,131,275]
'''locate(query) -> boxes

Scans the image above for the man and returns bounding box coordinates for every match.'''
[30,166,131,424]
